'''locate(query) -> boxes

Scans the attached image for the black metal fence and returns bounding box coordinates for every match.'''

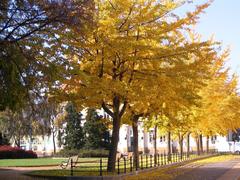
[69,149,218,176]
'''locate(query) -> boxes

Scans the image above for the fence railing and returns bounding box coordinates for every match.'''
[69,149,218,176]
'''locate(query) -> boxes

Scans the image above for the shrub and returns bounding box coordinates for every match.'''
[0,145,37,159]
[55,149,79,157]
[79,149,109,158]
[55,148,109,158]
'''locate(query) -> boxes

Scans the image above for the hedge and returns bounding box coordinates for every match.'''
[0,145,37,159]
[55,149,109,158]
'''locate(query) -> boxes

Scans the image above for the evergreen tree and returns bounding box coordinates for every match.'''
[84,109,110,149]
[64,104,84,149]
[0,132,9,145]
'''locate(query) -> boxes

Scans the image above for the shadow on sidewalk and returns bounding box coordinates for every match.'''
[173,160,239,180]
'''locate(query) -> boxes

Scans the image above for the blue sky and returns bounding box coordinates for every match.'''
[176,0,240,76]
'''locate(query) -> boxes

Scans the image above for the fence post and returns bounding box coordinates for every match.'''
[130,157,133,172]
[158,154,160,166]
[124,157,126,174]
[161,154,163,165]
[117,158,120,175]
[154,154,156,167]
[141,155,143,169]
[70,158,73,176]
[163,153,165,165]
[135,155,138,171]
[100,158,102,176]
[146,154,148,168]
[150,155,152,168]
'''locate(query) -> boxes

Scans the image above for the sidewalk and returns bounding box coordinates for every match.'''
[0,166,59,180]
[174,158,240,180]
[217,159,240,180]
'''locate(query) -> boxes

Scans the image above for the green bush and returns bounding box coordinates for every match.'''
[55,149,109,158]
[55,149,79,157]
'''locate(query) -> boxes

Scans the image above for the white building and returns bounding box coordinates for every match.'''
[12,122,239,156]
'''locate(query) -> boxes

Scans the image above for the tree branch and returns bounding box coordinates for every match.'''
[102,102,114,118]
[119,100,127,118]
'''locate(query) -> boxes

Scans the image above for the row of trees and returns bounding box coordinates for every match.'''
[1,0,240,172]
[56,0,237,171]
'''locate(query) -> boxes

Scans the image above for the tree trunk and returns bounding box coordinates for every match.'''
[132,115,139,169]
[106,96,126,172]
[107,114,121,172]
[187,132,190,157]
[15,137,21,147]
[196,136,200,155]
[206,135,209,153]
[15,132,21,147]
[29,127,32,151]
[0,132,2,145]
[199,134,203,154]
[52,130,56,154]
[154,125,157,165]
[178,134,183,160]
[167,131,171,162]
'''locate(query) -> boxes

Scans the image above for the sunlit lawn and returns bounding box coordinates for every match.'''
[0,157,103,167]
[0,154,198,168]
[0,158,66,167]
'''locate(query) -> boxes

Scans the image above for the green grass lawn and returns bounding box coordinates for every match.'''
[0,157,105,167]
[0,158,67,167]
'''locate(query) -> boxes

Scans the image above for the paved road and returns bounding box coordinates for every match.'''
[174,158,240,180]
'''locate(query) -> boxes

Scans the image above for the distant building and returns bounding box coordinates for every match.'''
[10,108,240,155]
[11,122,240,156]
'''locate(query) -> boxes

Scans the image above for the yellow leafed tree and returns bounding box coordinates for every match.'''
[56,0,213,171]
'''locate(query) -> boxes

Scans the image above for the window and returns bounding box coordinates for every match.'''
[211,135,217,144]
[149,130,154,143]
[32,138,38,144]
[20,140,26,145]
[130,129,133,136]
[160,136,166,142]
